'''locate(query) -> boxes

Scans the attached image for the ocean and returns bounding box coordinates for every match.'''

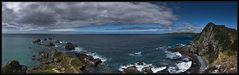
[2,34,197,73]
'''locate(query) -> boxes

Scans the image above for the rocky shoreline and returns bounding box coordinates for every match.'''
[2,38,104,74]
[2,22,237,74]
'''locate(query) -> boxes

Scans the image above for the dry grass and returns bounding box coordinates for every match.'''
[209,51,237,73]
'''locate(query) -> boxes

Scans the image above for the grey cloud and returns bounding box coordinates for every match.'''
[171,22,203,33]
[2,2,177,32]
[17,11,57,25]
[116,27,162,30]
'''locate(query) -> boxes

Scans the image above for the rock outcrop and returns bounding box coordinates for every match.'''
[65,42,75,50]
[190,22,237,63]
[187,22,237,73]
[123,66,140,74]
[77,53,102,66]
[1,60,28,74]
[32,39,41,44]
[144,66,153,74]
[38,51,49,64]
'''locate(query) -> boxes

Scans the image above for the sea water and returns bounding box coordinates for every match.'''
[2,34,196,73]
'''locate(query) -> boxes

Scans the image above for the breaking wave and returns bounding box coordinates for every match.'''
[118,62,167,73]
[165,51,182,59]
[167,61,192,73]
[85,52,107,62]
[129,51,142,56]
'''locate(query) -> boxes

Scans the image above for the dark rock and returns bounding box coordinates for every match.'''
[43,38,47,41]
[46,42,55,47]
[32,55,36,60]
[1,60,27,74]
[75,45,78,47]
[92,58,102,66]
[55,40,60,43]
[32,39,41,43]
[65,42,75,50]
[123,66,140,74]
[48,38,52,40]
[78,53,94,61]
[144,66,153,74]
[137,61,144,65]
[38,51,49,63]
[80,65,86,71]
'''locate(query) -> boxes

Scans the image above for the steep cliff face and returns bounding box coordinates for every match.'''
[189,22,237,73]
[190,22,237,63]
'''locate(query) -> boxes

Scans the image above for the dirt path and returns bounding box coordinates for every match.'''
[52,68,61,73]
[196,55,209,73]
[69,58,79,73]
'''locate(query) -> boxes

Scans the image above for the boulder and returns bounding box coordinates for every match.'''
[137,61,144,65]
[80,65,86,71]
[123,66,140,74]
[65,42,75,50]
[144,66,153,74]
[48,38,52,40]
[55,40,60,43]
[1,60,27,74]
[78,53,94,61]
[92,58,102,66]
[75,45,78,47]
[32,39,41,43]
[46,42,55,47]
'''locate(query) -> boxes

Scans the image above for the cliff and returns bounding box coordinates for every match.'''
[189,22,237,73]
[1,60,28,74]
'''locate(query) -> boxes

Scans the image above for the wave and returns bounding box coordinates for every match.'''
[151,66,167,73]
[129,52,142,56]
[165,51,182,60]
[59,41,67,44]
[155,46,172,50]
[118,62,167,73]
[73,47,85,52]
[54,44,59,47]
[167,61,192,73]
[85,52,107,62]
[176,44,186,47]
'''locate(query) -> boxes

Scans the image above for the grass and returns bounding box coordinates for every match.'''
[27,50,86,73]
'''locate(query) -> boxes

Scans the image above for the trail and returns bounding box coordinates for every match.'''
[69,58,79,73]
[196,55,209,73]
[52,68,61,73]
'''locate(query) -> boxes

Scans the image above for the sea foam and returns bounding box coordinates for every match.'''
[86,52,107,62]
[119,62,167,73]
[165,51,182,59]
[167,61,192,73]
[129,51,142,56]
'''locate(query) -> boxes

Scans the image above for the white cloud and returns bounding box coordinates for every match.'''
[2,2,177,32]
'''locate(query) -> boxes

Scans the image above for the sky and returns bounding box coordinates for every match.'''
[2,2,238,34]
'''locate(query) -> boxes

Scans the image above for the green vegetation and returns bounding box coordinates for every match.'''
[192,23,238,73]
[27,50,86,73]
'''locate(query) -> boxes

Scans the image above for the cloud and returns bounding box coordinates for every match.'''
[49,28,77,32]
[2,2,177,32]
[118,27,160,30]
[171,22,203,33]
[105,22,202,33]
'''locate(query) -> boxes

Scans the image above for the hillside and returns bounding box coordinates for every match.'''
[189,22,237,73]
